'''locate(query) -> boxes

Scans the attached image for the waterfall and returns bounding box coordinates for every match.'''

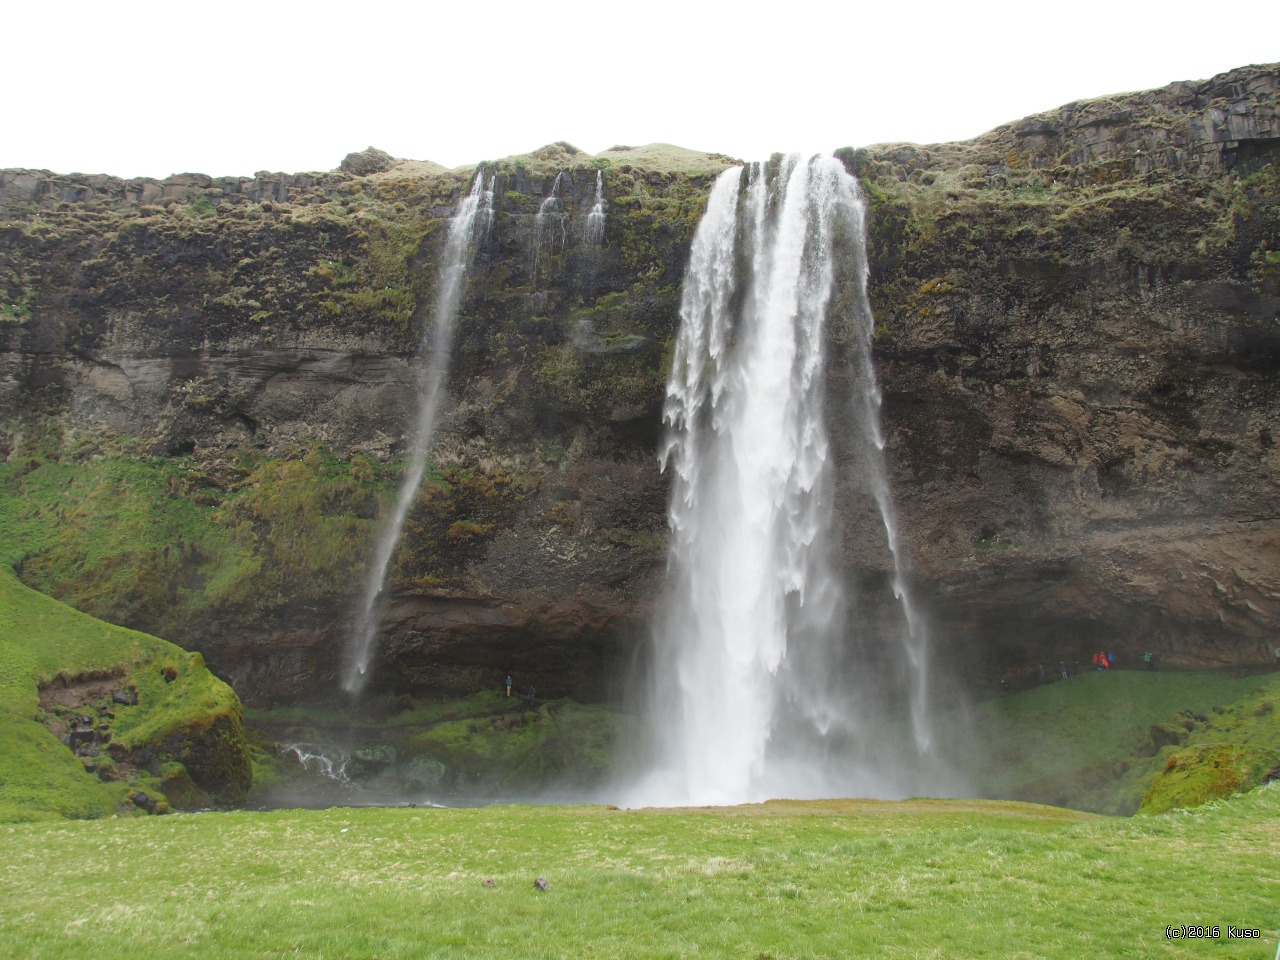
[532,171,567,279]
[623,154,934,807]
[584,170,606,245]
[341,170,494,696]
[279,742,355,786]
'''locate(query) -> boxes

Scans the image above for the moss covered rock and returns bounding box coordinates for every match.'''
[0,567,250,820]
[1139,743,1280,814]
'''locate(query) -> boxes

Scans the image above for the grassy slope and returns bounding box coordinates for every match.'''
[0,567,245,820]
[460,141,736,178]
[951,670,1280,814]
[0,443,244,819]
[0,788,1275,959]
[0,448,252,819]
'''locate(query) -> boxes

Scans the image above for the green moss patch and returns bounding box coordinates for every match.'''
[0,568,249,820]
[1140,743,1279,814]
[0,439,389,640]
[405,699,628,789]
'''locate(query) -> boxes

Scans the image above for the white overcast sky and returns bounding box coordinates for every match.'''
[4,1,1277,179]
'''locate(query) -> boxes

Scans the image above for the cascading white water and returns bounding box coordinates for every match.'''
[584,169,606,245]
[624,154,934,807]
[341,170,494,696]
[532,171,568,279]
[280,742,356,786]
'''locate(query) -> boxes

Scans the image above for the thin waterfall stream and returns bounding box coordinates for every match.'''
[584,169,606,244]
[341,170,494,696]
[623,154,937,806]
[532,171,567,280]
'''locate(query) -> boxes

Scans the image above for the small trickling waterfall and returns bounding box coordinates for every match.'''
[623,154,935,807]
[584,170,606,245]
[280,742,356,786]
[532,171,567,278]
[341,170,494,696]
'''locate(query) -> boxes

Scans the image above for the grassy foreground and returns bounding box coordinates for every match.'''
[1,788,1277,960]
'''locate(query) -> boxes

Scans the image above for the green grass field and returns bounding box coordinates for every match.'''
[0,787,1276,959]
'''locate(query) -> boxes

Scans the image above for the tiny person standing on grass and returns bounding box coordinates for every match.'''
[506,675,513,698]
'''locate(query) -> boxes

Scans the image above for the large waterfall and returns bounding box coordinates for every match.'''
[342,170,494,696]
[624,154,937,806]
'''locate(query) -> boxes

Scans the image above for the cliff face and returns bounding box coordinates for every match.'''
[854,64,1280,682]
[1,68,1278,705]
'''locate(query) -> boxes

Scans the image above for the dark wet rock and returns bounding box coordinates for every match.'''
[68,725,96,747]
[1151,722,1190,748]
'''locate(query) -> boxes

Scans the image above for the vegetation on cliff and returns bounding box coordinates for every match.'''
[0,431,382,639]
[0,435,252,820]
[0,140,717,698]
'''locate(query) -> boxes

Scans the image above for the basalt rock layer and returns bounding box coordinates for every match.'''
[1,68,1278,705]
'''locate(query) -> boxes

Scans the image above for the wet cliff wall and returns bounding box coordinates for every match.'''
[1,65,1277,704]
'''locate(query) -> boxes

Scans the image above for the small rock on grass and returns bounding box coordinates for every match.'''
[482,878,496,888]
[534,877,549,892]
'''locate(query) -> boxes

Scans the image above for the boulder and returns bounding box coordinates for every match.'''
[339,147,395,176]
[353,745,397,770]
